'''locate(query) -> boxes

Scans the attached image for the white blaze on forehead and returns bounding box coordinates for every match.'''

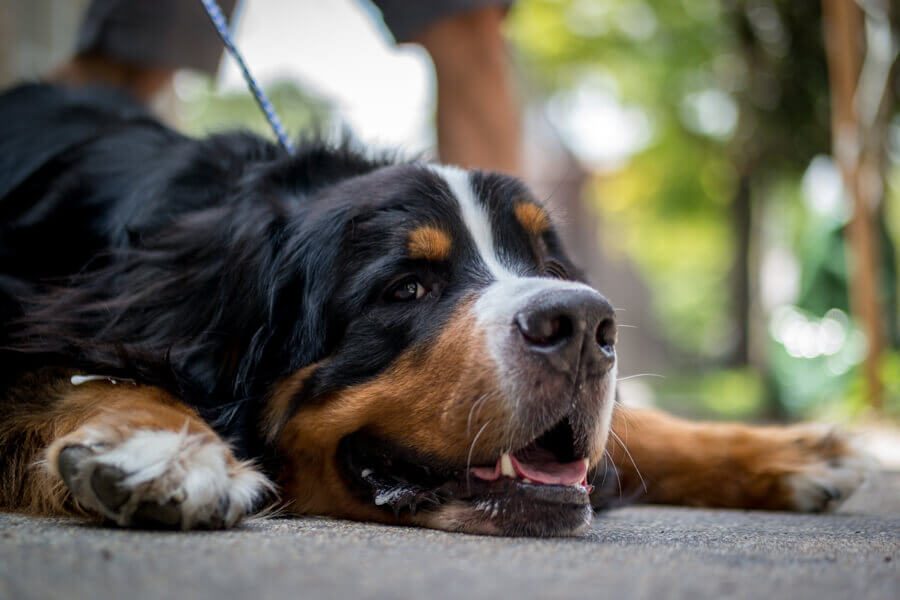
[427,164,617,374]
[427,164,518,280]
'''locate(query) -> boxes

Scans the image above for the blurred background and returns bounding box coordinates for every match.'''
[1,0,898,438]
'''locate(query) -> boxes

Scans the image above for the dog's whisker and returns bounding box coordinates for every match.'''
[465,420,492,497]
[472,390,501,433]
[467,392,491,436]
[616,373,664,382]
[609,427,647,495]
[601,446,623,500]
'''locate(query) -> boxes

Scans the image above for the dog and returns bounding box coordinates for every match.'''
[0,83,868,536]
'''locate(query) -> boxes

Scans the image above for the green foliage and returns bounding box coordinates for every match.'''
[509,0,743,356]
[875,352,900,421]
[822,350,900,422]
[507,0,898,420]
[649,367,766,421]
[172,74,330,140]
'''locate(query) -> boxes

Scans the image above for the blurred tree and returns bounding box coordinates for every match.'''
[509,0,741,361]
[171,74,331,140]
[821,0,898,411]
[507,0,898,418]
[724,1,832,369]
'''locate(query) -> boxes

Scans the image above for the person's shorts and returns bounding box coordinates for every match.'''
[75,0,239,74]
[369,0,513,43]
[75,0,513,74]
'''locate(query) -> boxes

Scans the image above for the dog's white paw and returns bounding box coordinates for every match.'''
[47,428,272,529]
[783,427,875,513]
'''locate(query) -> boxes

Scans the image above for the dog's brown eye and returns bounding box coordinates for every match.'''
[391,278,427,301]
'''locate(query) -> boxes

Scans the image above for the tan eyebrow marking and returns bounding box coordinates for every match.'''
[408,225,452,261]
[514,202,550,236]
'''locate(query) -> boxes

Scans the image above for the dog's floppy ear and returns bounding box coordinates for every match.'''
[8,191,301,400]
[268,204,350,377]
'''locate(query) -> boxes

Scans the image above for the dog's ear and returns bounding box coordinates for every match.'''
[9,195,292,400]
[265,204,351,377]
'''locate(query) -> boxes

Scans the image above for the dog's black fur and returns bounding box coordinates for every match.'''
[0,83,571,467]
[0,83,869,534]
[1,84,387,460]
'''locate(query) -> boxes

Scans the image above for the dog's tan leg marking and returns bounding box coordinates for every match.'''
[4,378,270,528]
[605,408,870,511]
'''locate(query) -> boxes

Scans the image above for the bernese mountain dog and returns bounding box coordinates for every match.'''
[0,84,868,536]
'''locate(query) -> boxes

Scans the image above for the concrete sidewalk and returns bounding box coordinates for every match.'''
[1,474,898,600]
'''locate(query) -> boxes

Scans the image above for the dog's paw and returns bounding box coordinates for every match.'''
[47,427,272,529]
[780,426,874,513]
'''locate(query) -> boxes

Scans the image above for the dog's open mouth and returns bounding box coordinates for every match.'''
[337,416,594,535]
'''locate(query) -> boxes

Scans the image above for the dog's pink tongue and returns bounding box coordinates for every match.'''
[469,453,588,486]
[509,454,587,485]
[469,463,502,481]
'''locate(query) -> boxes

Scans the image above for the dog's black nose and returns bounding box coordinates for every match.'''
[515,290,616,376]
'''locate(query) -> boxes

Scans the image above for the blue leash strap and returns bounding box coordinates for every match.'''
[199,0,295,154]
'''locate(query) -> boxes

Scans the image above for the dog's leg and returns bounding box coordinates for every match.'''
[598,407,871,512]
[1,375,271,529]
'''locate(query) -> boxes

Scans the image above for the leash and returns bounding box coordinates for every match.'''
[199,0,295,154]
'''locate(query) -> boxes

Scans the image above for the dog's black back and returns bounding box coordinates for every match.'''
[0,83,389,456]
[0,84,276,289]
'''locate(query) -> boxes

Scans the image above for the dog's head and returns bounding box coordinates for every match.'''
[265,163,617,536]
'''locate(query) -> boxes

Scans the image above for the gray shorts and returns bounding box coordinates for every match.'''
[76,0,512,74]
[370,0,513,43]
[76,0,239,73]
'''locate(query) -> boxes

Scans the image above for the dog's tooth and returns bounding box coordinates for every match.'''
[361,469,373,478]
[500,453,516,478]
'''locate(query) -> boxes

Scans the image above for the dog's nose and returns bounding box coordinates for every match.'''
[514,289,616,376]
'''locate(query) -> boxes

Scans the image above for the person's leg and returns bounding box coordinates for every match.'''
[52,54,173,103]
[413,5,521,175]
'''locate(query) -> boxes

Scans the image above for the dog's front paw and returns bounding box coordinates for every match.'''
[780,426,874,512]
[47,428,272,529]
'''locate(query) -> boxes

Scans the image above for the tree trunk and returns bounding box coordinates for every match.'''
[821,0,887,412]
[729,173,752,367]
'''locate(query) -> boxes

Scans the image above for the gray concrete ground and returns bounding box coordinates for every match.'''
[1,474,898,600]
